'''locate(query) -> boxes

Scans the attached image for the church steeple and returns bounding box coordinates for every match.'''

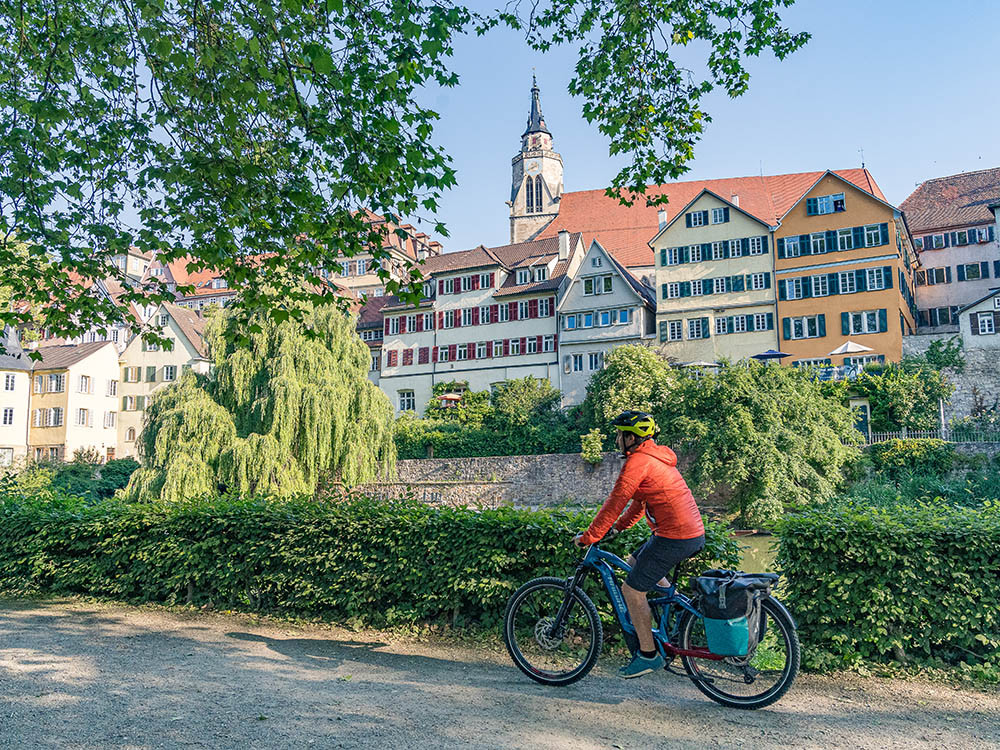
[522,75,551,137]
[509,76,563,243]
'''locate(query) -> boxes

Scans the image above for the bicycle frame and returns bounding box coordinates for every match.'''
[561,543,724,662]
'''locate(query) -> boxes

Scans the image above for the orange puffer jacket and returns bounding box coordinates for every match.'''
[579,440,704,545]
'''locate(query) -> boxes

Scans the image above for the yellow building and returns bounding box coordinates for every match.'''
[774,172,919,366]
[28,342,120,462]
[651,189,777,362]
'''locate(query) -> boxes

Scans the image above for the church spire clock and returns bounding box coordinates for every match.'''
[509,76,563,243]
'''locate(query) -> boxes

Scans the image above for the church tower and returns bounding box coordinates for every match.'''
[509,76,564,243]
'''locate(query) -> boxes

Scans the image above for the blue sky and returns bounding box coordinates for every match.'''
[419,1,999,253]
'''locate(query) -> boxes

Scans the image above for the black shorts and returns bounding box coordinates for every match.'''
[625,534,706,592]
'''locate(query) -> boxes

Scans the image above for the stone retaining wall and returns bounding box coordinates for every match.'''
[901,333,997,423]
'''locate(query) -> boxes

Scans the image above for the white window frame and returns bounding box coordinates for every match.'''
[687,319,704,339]
[664,248,680,266]
[479,272,490,288]
[691,280,703,296]
[516,269,531,285]
[733,316,748,334]
[4,373,14,391]
[602,275,613,294]
[785,237,800,258]
[406,314,417,331]
[848,310,880,335]
[785,278,804,300]
[599,310,612,327]
[583,277,595,295]
[477,342,487,358]
[714,317,728,336]
[689,245,702,263]
[811,274,829,297]
[538,298,551,317]
[535,267,548,282]
[526,337,538,354]
[509,339,521,356]
[389,317,401,335]
[479,306,491,324]
[572,353,584,372]
[542,335,555,352]
[104,411,116,429]
[423,313,434,330]
[748,237,764,255]
[811,233,827,254]
[591,256,603,268]
[712,242,725,261]
[518,301,529,319]
[713,277,726,294]
[456,345,468,361]
[443,278,454,294]
[461,275,472,292]
[444,310,455,329]
[754,313,769,330]
[462,308,473,326]
[1,407,13,426]
[962,263,983,281]
[750,273,767,291]
[582,312,595,329]
[689,211,705,227]
[163,365,177,382]
[711,207,727,225]
[977,312,995,335]
[789,315,821,340]
[839,271,857,294]
[563,314,577,330]
[668,320,683,341]
[864,224,881,247]
[837,228,854,251]
[666,282,680,299]
[866,268,885,291]
[48,374,64,393]
[398,390,415,411]
[588,351,604,370]
[493,339,503,355]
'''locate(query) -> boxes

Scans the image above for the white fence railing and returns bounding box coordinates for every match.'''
[868,429,1000,445]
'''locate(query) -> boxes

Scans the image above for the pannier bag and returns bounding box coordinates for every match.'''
[694,569,777,657]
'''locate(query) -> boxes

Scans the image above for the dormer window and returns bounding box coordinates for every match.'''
[516,269,531,285]
[591,257,602,268]
[422,282,433,298]
[534,267,548,282]
[211,278,227,289]
[479,272,491,289]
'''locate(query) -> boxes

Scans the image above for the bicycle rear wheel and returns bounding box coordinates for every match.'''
[503,576,603,687]
[677,596,799,709]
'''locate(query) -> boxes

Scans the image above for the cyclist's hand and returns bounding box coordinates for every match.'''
[604,527,620,541]
[572,533,586,548]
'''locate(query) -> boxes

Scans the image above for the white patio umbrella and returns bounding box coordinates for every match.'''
[827,340,874,356]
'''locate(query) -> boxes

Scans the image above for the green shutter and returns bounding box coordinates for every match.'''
[722,207,730,223]
[746,314,755,332]
[981,261,990,279]
[825,230,837,249]
[818,314,826,337]
[801,277,812,298]
[681,246,690,263]
[855,269,867,291]
[701,243,711,258]
[852,226,864,248]
[745,274,752,291]
[766,313,774,330]
[722,240,730,258]
[701,211,710,225]
[883,266,893,289]
[701,317,710,338]
[841,312,849,335]
[732,275,744,292]
[878,309,888,333]
[659,320,668,342]
[685,213,693,228]
[724,276,732,293]
[122,396,128,410]
[763,273,771,289]
[741,237,750,254]
[828,272,839,295]
[776,238,785,258]
[726,316,735,334]
[782,317,791,341]
[680,281,691,297]
[879,223,889,245]
[661,283,669,299]
[799,234,811,255]
[761,236,769,254]
[660,248,667,266]
[806,197,818,215]
[957,264,966,281]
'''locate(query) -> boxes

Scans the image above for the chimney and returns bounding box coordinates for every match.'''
[558,230,570,261]
[657,209,667,230]
[731,194,740,208]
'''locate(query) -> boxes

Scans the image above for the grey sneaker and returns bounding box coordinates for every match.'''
[618,652,666,679]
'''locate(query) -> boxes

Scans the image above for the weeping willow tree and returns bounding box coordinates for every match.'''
[124,305,395,502]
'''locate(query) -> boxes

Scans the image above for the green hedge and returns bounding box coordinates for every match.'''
[776,502,1000,672]
[395,418,579,459]
[0,495,740,627]
[868,438,955,478]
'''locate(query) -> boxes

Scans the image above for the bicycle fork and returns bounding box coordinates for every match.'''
[547,565,588,639]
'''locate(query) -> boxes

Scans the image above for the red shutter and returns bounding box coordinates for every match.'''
[419,347,429,364]
[471,275,479,290]
[384,318,390,335]
[520,337,527,354]
[491,304,499,322]
[449,344,457,360]
[437,311,444,329]
[468,342,476,360]
[432,346,438,362]
[510,302,518,321]
[486,341,493,357]
[536,335,543,353]
[553,332,558,346]
[472,307,479,325]
[402,349,413,366]
[489,273,495,287]
[415,315,423,332]
[400,316,407,333]
[388,350,398,367]
[454,309,462,328]
[503,339,510,356]
[529,299,538,318]
[438,279,445,295]
[549,296,556,316]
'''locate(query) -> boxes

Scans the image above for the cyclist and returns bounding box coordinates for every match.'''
[574,410,705,679]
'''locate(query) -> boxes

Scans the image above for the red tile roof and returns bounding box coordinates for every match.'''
[900,167,1000,234]
[32,341,115,370]
[356,296,395,329]
[535,169,886,268]
[162,301,208,358]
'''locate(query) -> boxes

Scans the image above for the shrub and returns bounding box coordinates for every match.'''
[869,438,955,478]
[775,502,1000,671]
[0,495,740,627]
[581,429,605,465]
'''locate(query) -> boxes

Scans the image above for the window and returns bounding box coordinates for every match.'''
[0,448,11,466]
[4,373,14,391]
[462,308,473,326]
[461,275,472,292]
[839,271,857,294]
[689,211,705,227]
[714,317,728,336]
[442,278,455,294]
[810,233,827,254]
[518,301,529,319]
[543,335,555,352]
[526,337,538,354]
[438,347,449,362]
[582,312,594,328]
[712,242,725,261]
[687,319,707,339]
[602,275,613,294]
[754,313,770,330]
[406,315,417,331]
[961,263,983,281]
[493,340,503,355]
[2,407,12,425]
[389,317,400,335]
[809,193,846,215]
[617,308,631,325]
[498,304,510,323]
[865,224,881,247]
[340,262,352,277]
[370,353,379,372]
[691,280,703,296]
[663,248,680,266]
[146,366,156,383]
[599,310,612,327]
[788,316,821,339]
[479,306,491,324]
[572,354,584,372]
[157,314,169,327]
[49,447,60,461]
[517,269,531,285]
[50,406,63,426]
[356,259,367,275]
[748,237,764,255]
[33,375,42,393]
[123,395,136,411]
[538,298,552,317]
[713,277,726,294]
[978,312,996,335]
[689,245,702,263]
[750,273,768,291]
[711,207,728,224]
[785,237,800,257]
[107,380,118,396]
[478,272,490,288]
[729,241,743,258]
[926,267,949,285]
[785,278,804,300]
[104,411,116,429]
[591,256,603,268]
[163,365,177,382]
[477,342,487,358]
[398,391,415,411]
[837,228,854,251]
[563,314,577,330]
[667,320,683,341]
[510,339,521,355]
[456,345,468,361]
[588,352,604,370]
[866,268,886,290]
[443,310,455,328]
[211,278,227,289]
[812,274,829,297]
[848,310,882,335]
[48,374,65,393]
[733,316,748,334]
[665,282,680,299]
[423,313,433,330]
[535,267,548,282]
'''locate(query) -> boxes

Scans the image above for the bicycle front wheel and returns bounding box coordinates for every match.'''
[678,596,799,709]
[503,576,603,687]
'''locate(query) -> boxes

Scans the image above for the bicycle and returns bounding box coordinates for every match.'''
[502,534,800,709]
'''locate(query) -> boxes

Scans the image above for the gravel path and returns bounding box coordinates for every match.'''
[1,598,998,749]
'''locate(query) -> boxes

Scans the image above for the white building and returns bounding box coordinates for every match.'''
[117,302,211,458]
[901,167,1000,330]
[960,289,1000,349]
[0,327,31,466]
[378,231,584,414]
[557,240,657,405]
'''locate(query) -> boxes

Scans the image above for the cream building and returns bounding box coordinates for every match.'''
[0,327,31,466]
[118,302,210,458]
[28,341,120,462]
[652,190,777,363]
